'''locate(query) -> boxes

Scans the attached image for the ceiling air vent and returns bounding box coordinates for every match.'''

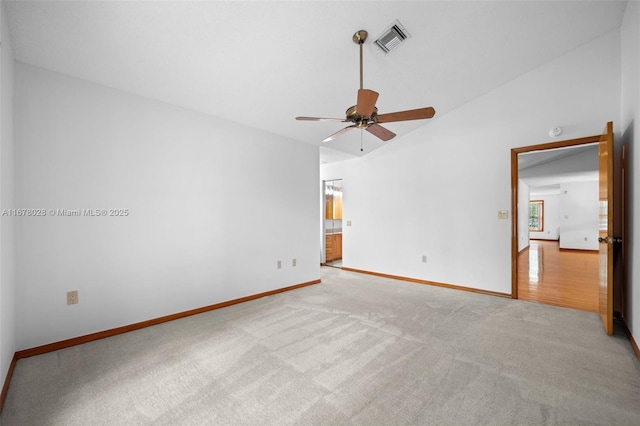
[374,21,411,54]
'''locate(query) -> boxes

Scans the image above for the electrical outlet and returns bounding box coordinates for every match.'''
[67,290,78,305]
[497,210,509,219]
[346,220,352,226]
[292,258,297,267]
[422,255,427,263]
[277,260,282,269]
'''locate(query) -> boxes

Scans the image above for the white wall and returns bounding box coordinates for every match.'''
[558,182,599,250]
[621,2,640,346]
[529,193,560,241]
[321,29,620,294]
[521,147,598,245]
[14,64,320,350]
[0,0,16,399]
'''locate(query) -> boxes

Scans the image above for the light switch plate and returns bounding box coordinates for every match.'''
[67,290,78,305]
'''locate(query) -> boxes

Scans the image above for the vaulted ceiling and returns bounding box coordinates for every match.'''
[4,1,628,163]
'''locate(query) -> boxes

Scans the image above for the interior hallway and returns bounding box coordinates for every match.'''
[518,240,599,312]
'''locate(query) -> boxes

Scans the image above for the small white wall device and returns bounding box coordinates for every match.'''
[548,126,563,137]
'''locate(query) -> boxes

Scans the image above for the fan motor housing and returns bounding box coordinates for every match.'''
[346,105,377,125]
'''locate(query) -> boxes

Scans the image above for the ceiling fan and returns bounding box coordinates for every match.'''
[296,30,435,144]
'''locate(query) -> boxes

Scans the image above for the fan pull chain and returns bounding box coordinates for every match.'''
[360,129,363,152]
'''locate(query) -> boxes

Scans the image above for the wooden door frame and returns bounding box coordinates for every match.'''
[510,134,602,298]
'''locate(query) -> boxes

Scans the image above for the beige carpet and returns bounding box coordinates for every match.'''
[2,267,639,425]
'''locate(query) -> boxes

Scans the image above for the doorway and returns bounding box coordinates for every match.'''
[511,135,602,311]
[323,179,343,268]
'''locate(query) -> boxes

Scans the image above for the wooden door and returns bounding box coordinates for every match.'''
[598,122,614,335]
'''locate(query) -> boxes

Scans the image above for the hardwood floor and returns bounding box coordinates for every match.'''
[517,240,599,313]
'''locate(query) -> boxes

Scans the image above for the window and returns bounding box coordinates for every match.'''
[529,200,544,232]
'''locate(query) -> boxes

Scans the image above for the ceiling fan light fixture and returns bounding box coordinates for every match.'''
[374,21,410,54]
[295,27,434,145]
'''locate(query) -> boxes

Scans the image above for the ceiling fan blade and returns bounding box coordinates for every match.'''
[375,107,435,123]
[323,125,357,143]
[357,89,379,117]
[366,124,396,142]
[296,116,346,122]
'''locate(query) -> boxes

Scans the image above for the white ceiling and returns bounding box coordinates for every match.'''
[519,144,599,194]
[4,1,628,163]
[518,143,598,170]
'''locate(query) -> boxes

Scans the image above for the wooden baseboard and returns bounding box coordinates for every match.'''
[15,279,320,360]
[0,279,320,413]
[621,318,640,361]
[341,267,511,298]
[558,248,599,253]
[0,353,17,413]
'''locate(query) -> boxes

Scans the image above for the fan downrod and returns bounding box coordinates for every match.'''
[353,30,368,90]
